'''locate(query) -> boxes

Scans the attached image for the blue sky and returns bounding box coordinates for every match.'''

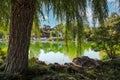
[40,8,60,28]
[108,0,119,14]
[41,0,120,28]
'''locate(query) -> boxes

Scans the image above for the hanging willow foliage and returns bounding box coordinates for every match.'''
[1,0,119,54]
[0,0,10,30]
[42,0,109,54]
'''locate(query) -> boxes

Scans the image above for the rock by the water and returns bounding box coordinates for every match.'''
[72,56,101,69]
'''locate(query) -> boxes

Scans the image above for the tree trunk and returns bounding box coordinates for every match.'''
[5,0,36,73]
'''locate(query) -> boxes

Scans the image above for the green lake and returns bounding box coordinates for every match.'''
[0,41,100,64]
[29,41,100,64]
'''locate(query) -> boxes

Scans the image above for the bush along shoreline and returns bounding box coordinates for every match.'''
[0,56,120,80]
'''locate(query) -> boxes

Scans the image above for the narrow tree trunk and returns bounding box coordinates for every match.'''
[5,0,36,73]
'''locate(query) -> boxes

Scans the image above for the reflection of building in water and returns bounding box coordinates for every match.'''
[58,42,62,49]
[40,37,48,41]
[50,37,63,41]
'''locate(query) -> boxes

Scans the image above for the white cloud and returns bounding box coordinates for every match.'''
[86,8,93,26]
[86,8,92,20]
[86,8,99,27]
[44,15,48,20]
[108,0,116,2]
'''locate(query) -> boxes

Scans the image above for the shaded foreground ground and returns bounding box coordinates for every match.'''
[0,56,120,80]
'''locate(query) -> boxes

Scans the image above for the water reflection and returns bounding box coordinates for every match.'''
[38,49,72,64]
[83,48,100,59]
[37,48,100,64]
[30,42,100,64]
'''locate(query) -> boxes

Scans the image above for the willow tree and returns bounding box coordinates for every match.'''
[1,0,119,73]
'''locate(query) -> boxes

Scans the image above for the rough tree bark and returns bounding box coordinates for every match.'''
[5,0,36,73]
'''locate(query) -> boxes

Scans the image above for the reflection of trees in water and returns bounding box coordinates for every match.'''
[65,42,91,59]
[58,42,62,49]
[29,42,91,60]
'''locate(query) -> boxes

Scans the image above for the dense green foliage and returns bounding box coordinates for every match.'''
[91,13,120,59]
[0,0,110,54]
[0,0,120,78]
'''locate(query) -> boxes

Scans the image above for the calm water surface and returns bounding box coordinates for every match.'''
[0,41,100,64]
[30,42,100,64]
